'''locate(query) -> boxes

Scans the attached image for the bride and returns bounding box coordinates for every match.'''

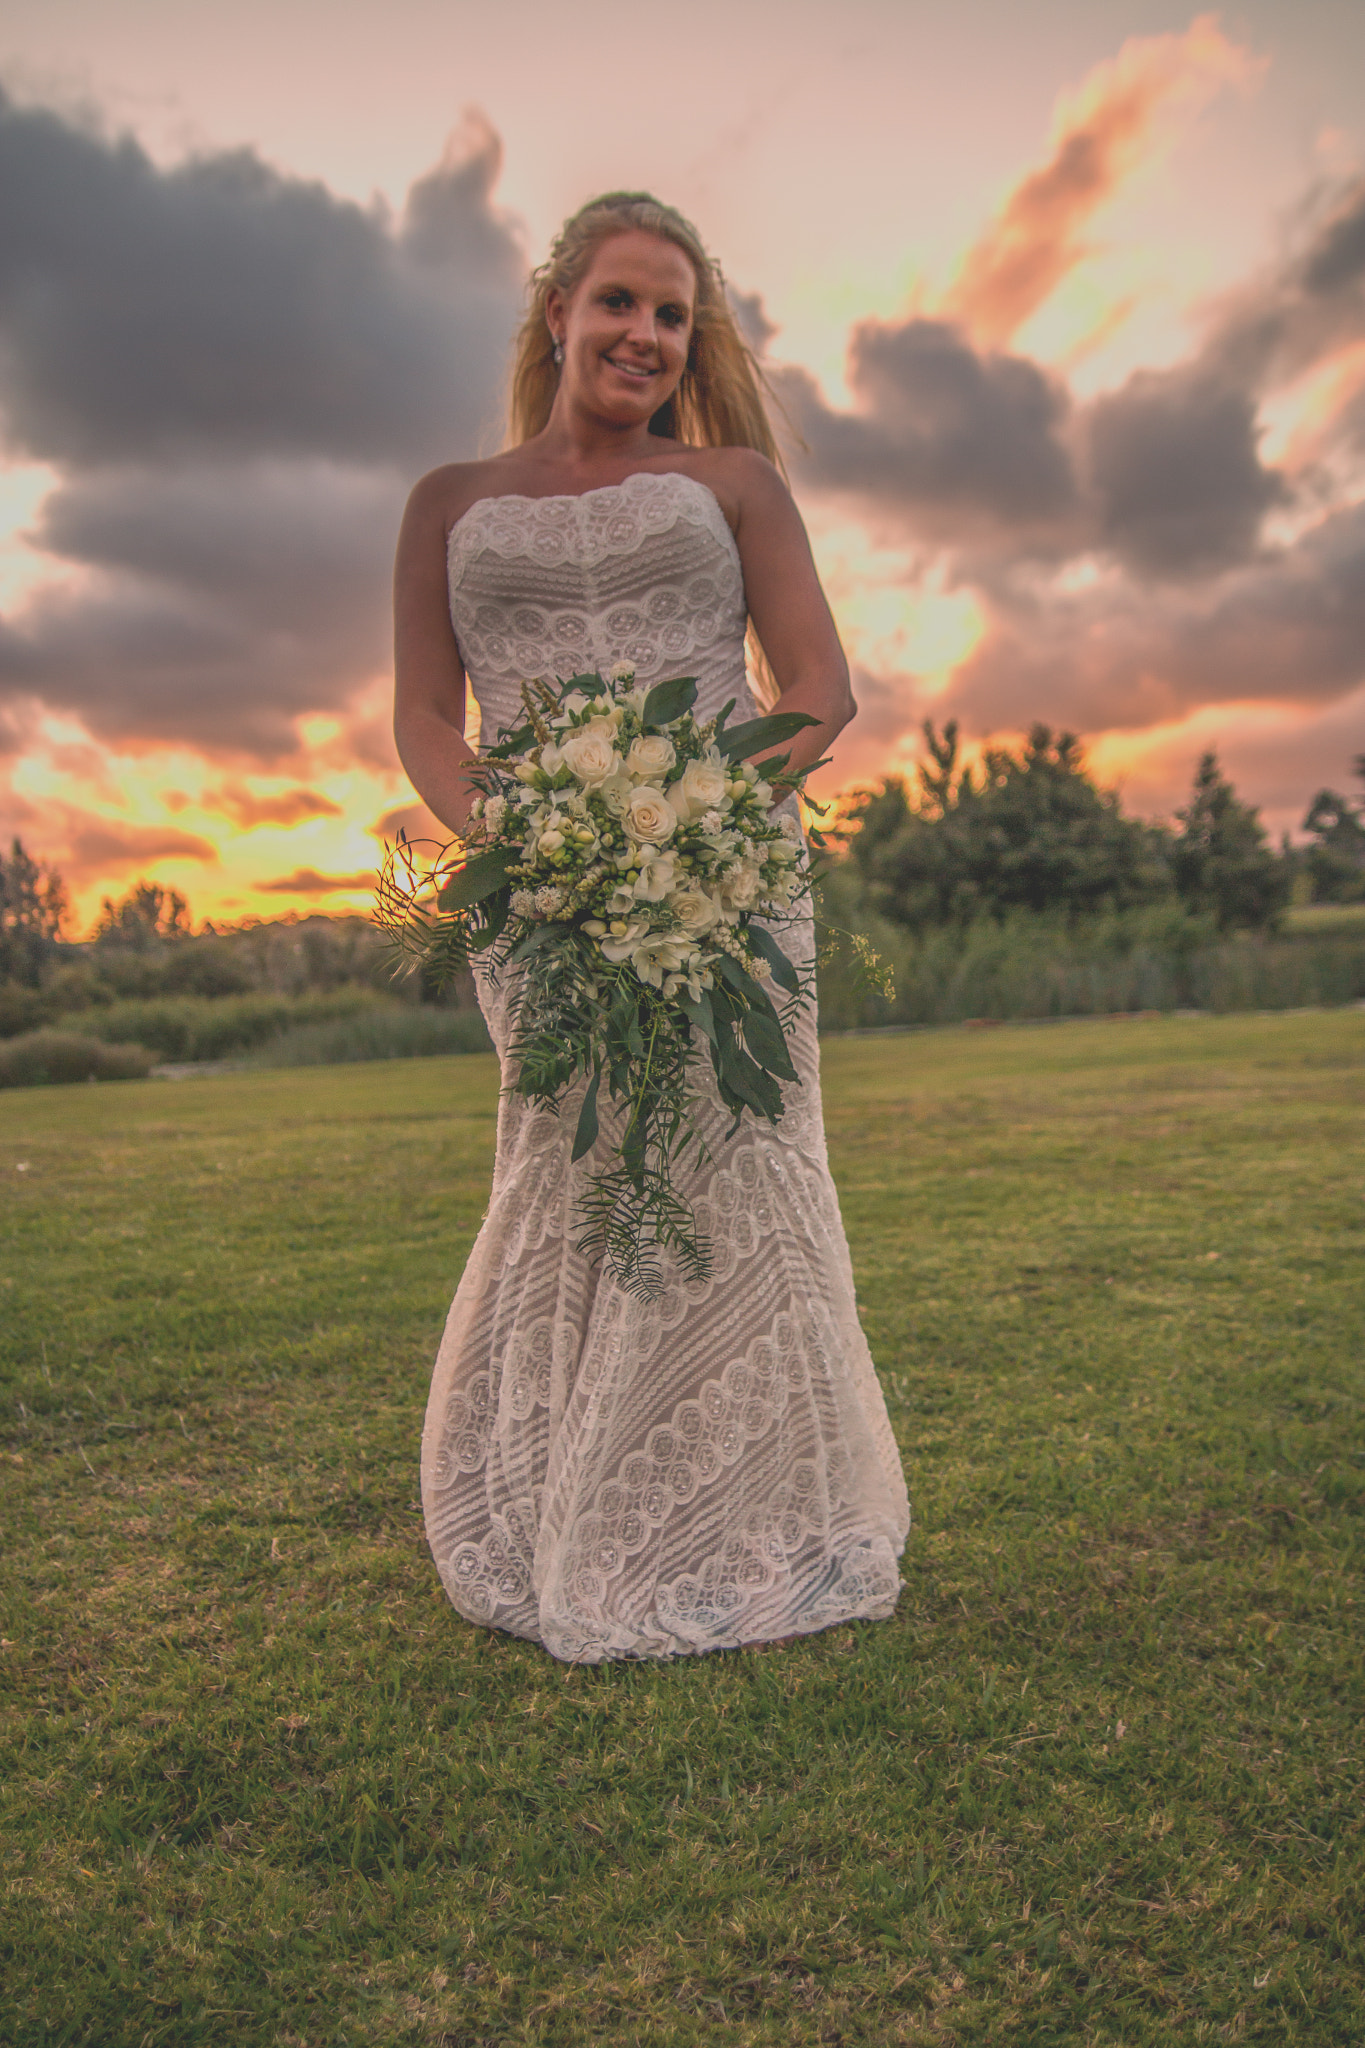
[392,192,909,1662]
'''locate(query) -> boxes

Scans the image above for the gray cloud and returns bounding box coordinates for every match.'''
[0,94,523,467]
[948,498,1365,737]
[1084,366,1288,580]
[1,460,403,752]
[779,318,1080,544]
[0,95,528,765]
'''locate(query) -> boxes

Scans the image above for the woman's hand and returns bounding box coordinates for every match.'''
[392,468,482,837]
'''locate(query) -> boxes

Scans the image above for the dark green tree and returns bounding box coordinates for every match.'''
[91,879,192,950]
[1301,757,1365,903]
[844,720,1172,929]
[0,838,69,985]
[1171,752,1289,931]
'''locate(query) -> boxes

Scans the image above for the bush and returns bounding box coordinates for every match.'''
[0,1030,156,1088]
[247,1006,492,1068]
[814,873,1365,1029]
[0,982,56,1040]
[78,989,387,1061]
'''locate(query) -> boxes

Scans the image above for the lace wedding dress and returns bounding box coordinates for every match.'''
[422,470,910,1662]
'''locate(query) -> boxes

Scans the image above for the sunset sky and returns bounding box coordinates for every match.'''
[2,0,1364,930]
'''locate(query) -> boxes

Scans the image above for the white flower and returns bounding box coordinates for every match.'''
[749,954,774,980]
[629,934,695,989]
[719,861,762,911]
[533,885,564,916]
[510,889,536,915]
[623,785,677,845]
[607,882,638,915]
[582,709,624,736]
[668,748,729,824]
[561,690,590,716]
[483,794,507,829]
[779,813,801,840]
[514,761,540,785]
[608,661,636,683]
[769,837,799,864]
[665,882,722,937]
[560,729,622,786]
[626,734,676,781]
[468,796,485,820]
[699,808,725,834]
[538,741,565,777]
[632,849,679,902]
[599,916,651,962]
[538,828,566,854]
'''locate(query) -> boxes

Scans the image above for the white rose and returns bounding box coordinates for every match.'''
[720,862,761,911]
[669,749,729,824]
[632,850,678,903]
[666,883,722,937]
[560,729,621,786]
[623,786,677,844]
[626,734,676,781]
[582,711,623,737]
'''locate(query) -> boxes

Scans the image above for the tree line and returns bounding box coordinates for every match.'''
[839,725,1365,934]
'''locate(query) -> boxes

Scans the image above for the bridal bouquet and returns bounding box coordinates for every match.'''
[375,664,827,1295]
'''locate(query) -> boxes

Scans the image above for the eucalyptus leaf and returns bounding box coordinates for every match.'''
[437,847,521,912]
[715,712,820,763]
[746,925,801,995]
[641,676,698,726]
[741,1006,799,1081]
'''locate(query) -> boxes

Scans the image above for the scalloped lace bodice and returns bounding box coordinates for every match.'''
[423,473,910,1663]
[447,471,754,746]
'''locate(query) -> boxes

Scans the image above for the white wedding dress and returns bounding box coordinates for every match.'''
[422,470,910,1662]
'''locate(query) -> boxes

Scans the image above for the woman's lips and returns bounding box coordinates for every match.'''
[605,356,656,381]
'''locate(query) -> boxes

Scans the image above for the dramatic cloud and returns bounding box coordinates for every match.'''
[0,94,522,467]
[1084,365,1287,579]
[780,320,1079,544]
[0,96,525,762]
[945,15,1254,347]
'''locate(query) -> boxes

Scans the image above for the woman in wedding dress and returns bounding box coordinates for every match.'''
[392,193,909,1662]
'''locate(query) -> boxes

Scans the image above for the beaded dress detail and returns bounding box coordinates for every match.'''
[423,471,909,1662]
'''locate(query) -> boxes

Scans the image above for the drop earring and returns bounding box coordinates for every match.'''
[552,340,565,368]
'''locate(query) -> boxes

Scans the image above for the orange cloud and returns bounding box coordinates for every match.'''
[257,867,376,895]
[945,14,1258,347]
[204,782,344,829]
[60,815,219,884]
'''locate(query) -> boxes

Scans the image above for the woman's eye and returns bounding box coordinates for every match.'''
[659,307,686,328]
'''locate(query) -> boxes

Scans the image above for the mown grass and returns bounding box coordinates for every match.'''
[2,1013,1362,2047]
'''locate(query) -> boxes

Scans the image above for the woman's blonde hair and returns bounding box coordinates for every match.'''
[508,193,789,701]
[507,191,787,479]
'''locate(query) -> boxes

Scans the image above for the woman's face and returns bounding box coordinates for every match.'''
[548,230,697,427]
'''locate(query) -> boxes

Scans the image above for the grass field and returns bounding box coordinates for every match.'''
[2,1013,1362,2047]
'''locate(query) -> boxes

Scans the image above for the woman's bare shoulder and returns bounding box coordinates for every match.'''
[403,456,530,534]
[668,446,790,529]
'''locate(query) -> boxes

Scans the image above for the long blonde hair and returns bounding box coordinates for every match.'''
[508,193,788,700]
[508,192,787,477]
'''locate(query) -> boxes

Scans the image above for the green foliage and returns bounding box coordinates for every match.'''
[815,879,1365,1030]
[0,837,68,987]
[0,1028,155,1087]
[1302,756,1365,904]
[246,1004,492,1067]
[79,989,387,1062]
[1,1019,1362,2044]
[1173,751,1290,931]
[846,720,1174,930]
[91,876,192,950]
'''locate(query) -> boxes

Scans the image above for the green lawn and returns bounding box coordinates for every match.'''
[2,1013,1362,2047]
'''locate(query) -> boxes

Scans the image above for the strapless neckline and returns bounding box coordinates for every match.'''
[446,469,731,547]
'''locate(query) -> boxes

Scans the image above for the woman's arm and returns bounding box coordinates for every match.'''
[392,469,482,837]
[727,451,856,781]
